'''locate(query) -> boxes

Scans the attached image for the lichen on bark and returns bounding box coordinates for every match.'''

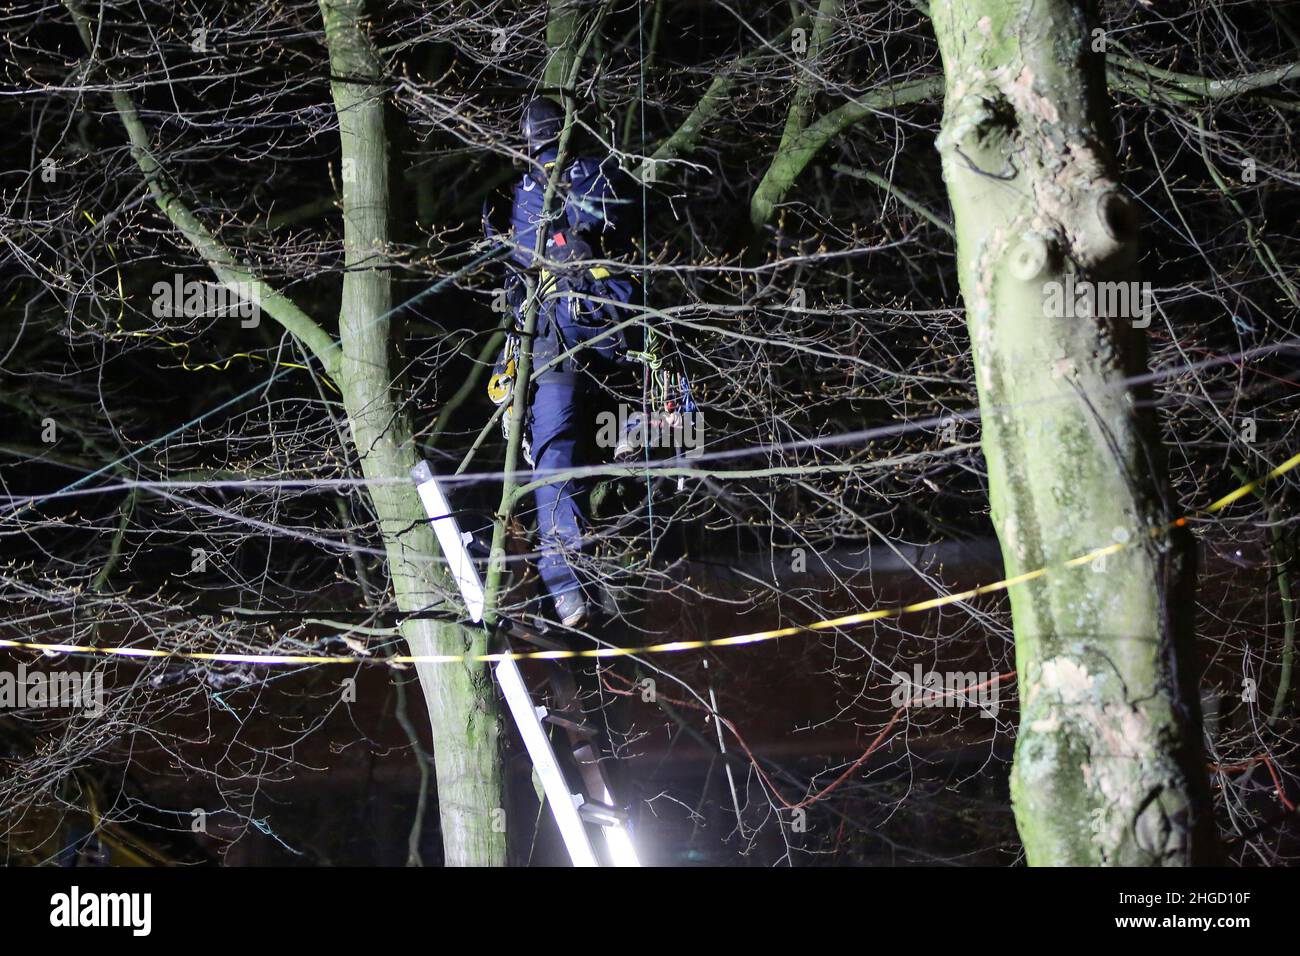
[929,0,1217,865]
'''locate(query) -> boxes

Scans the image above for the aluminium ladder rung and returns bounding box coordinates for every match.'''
[495,651,639,865]
[541,709,600,738]
[578,801,628,826]
[495,652,601,866]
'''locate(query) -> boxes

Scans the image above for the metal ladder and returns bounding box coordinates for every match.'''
[411,461,640,867]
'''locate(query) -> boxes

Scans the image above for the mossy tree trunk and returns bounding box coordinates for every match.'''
[929,0,1217,865]
[69,0,507,865]
[319,0,504,867]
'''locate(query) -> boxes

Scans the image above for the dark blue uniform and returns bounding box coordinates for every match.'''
[507,148,634,606]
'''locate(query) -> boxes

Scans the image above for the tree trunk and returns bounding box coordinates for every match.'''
[929,0,1217,865]
[320,0,505,867]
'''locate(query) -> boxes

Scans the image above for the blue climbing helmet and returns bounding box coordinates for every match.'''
[521,97,563,155]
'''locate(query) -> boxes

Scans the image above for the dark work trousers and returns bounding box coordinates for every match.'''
[529,370,589,602]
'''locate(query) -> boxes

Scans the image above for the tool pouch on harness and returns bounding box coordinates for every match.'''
[487,274,527,406]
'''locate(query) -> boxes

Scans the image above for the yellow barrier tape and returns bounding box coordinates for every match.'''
[81,211,337,392]
[3,451,1297,668]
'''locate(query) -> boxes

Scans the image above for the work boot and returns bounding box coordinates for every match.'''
[553,589,589,629]
[613,412,644,461]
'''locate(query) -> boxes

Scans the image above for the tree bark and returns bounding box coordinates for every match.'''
[749,0,841,227]
[930,0,1217,865]
[749,75,941,228]
[319,0,505,867]
[68,0,508,864]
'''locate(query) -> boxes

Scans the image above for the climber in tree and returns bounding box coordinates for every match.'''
[488,96,637,629]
